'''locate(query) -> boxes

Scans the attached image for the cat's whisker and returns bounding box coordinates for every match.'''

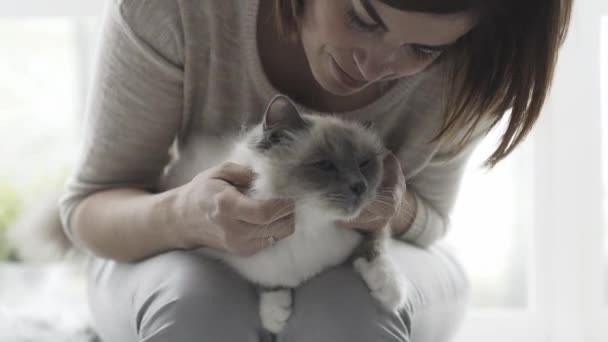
[376,195,397,201]
[373,194,394,200]
[372,203,394,209]
[373,200,394,208]
[367,206,388,217]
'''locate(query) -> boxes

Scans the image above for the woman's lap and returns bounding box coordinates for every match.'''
[87,241,470,342]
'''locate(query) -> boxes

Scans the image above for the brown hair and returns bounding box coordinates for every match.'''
[273,0,572,168]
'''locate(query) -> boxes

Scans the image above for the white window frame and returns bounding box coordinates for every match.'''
[533,1,606,340]
[456,1,608,341]
[597,13,608,342]
[2,1,607,342]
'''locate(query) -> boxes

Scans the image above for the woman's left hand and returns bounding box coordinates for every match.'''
[338,153,406,233]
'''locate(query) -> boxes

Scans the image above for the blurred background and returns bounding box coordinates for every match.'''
[0,1,606,342]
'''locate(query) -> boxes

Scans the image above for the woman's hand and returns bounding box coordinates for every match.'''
[174,162,295,256]
[338,153,406,233]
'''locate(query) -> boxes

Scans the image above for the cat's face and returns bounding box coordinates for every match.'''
[250,95,385,219]
[285,121,384,219]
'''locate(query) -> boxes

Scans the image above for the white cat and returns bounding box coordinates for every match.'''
[201,95,407,333]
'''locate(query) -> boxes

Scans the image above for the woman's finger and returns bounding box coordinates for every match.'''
[236,214,295,240]
[210,161,256,187]
[218,186,294,224]
[265,214,296,239]
[381,153,403,185]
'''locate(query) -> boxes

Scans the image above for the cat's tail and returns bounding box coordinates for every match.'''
[7,191,75,262]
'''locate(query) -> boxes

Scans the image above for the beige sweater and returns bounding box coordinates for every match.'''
[59,0,493,248]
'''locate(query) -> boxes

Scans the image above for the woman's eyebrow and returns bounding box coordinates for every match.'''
[360,0,389,31]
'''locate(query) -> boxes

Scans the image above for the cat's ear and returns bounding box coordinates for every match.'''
[263,94,306,131]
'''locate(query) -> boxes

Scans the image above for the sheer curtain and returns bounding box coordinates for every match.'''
[1,1,606,341]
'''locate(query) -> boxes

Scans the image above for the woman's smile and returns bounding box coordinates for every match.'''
[328,53,369,90]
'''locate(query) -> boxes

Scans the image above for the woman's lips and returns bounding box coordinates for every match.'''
[329,55,368,89]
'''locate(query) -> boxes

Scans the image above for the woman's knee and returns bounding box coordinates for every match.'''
[94,250,267,342]
[278,265,410,342]
[134,251,265,341]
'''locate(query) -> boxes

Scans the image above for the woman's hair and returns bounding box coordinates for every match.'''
[273,0,572,168]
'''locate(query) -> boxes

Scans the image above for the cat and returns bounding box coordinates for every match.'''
[200,95,406,333]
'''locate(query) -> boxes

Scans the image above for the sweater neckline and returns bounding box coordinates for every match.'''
[242,0,421,117]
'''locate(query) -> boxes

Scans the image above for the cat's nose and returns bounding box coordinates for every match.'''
[349,181,367,197]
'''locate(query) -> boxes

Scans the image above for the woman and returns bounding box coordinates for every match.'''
[59,0,571,341]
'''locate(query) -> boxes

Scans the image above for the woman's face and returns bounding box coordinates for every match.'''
[299,0,477,96]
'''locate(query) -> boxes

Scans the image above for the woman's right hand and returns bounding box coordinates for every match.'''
[174,162,295,256]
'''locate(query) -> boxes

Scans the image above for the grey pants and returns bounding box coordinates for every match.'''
[87,241,470,342]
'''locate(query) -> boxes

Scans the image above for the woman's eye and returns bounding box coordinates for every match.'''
[347,9,380,33]
[404,45,443,61]
[313,160,336,171]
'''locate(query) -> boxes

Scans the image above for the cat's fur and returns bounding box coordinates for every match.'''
[200,95,406,333]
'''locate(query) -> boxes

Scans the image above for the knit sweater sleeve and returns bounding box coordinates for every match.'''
[58,0,185,243]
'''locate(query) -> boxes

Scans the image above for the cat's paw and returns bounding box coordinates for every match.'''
[354,256,406,312]
[260,289,292,334]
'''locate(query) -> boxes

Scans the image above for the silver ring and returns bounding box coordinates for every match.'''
[267,236,277,246]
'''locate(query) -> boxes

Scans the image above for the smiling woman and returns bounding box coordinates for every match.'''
[263,0,477,111]
[274,0,571,166]
[48,0,574,341]
[7,1,607,342]
[305,2,475,89]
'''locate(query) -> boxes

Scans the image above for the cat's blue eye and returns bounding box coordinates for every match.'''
[314,160,336,171]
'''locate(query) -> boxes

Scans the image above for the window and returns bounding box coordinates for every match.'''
[450,4,607,342]
[0,2,106,338]
[602,16,608,307]
[0,5,102,197]
[445,120,532,309]
[602,15,608,342]
[2,19,81,192]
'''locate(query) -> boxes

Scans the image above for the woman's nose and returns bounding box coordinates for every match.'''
[353,48,395,82]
